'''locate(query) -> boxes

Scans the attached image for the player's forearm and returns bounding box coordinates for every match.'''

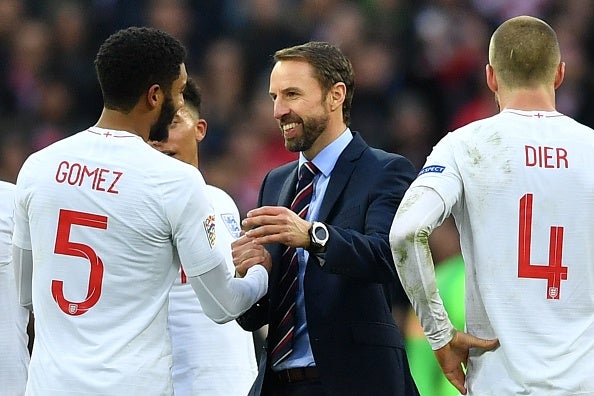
[188,260,268,324]
[389,186,455,350]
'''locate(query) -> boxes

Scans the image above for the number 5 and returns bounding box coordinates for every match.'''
[53,209,108,315]
[518,194,567,299]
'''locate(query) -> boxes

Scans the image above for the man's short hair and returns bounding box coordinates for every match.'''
[489,16,560,89]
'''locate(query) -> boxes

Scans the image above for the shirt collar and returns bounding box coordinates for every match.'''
[299,128,353,178]
[500,109,563,118]
[87,126,144,141]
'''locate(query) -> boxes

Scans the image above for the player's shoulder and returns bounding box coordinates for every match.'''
[206,184,239,212]
[150,150,204,182]
[36,129,87,151]
[452,114,498,136]
[150,159,207,208]
[0,181,15,216]
[22,130,87,167]
[432,115,500,150]
[0,180,15,210]
[206,184,234,202]
[561,114,594,137]
[0,180,16,193]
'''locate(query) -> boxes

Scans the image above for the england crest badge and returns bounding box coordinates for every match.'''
[220,213,241,238]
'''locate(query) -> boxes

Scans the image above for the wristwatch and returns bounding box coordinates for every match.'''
[308,221,329,253]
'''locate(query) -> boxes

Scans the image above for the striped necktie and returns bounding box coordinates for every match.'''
[269,161,319,367]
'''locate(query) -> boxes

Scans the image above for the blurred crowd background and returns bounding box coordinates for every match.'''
[4,1,592,394]
[2,0,594,217]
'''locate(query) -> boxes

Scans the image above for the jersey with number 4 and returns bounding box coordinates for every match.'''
[414,109,594,395]
[13,127,222,395]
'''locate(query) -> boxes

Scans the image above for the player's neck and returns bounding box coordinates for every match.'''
[95,108,150,141]
[498,88,556,112]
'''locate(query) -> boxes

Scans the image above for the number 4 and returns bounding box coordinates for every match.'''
[518,194,567,299]
[53,209,108,315]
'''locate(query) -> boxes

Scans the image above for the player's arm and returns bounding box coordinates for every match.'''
[171,168,269,323]
[389,186,455,348]
[187,255,268,324]
[12,245,33,311]
[389,186,498,395]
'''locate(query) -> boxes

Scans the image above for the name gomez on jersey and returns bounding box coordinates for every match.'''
[55,160,123,194]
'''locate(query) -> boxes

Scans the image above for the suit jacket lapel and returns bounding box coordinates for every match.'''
[279,165,299,207]
[317,132,367,222]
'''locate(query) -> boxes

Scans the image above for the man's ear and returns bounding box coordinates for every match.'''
[195,118,207,143]
[485,64,498,93]
[329,82,346,111]
[147,84,162,109]
[554,62,565,90]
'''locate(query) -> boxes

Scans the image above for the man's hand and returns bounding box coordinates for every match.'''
[242,206,311,248]
[434,330,499,395]
[231,234,271,277]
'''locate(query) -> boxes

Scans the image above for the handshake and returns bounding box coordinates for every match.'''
[231,205,315,277]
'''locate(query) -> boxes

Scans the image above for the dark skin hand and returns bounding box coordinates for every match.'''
[435,330,500,394]
[231,234,271,277]
[232,206,313,277]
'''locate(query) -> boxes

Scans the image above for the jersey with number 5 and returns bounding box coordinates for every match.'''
[12,127,221,395]
[414,109,594,395]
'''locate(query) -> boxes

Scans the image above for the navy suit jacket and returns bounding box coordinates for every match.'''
[238,132,419,395]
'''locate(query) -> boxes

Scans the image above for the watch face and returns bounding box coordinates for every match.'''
[314,226,327,240]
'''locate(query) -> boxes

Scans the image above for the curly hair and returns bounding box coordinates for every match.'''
[273,41,355,126]
[94,26,186,112]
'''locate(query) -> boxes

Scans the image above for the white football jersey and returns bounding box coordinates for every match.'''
[414,110,594,395]
[13,127,224,395]
[0,180,29,396]
[168,185,257,396]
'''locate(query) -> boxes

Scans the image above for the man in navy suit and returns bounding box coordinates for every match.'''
[232,41,419,396]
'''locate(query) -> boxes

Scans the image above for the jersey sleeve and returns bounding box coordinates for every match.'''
[188,263,268,323]
[165,168,227,277]
[412,132,463,214]
[207,186,242,274]
[389,186,455,349]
